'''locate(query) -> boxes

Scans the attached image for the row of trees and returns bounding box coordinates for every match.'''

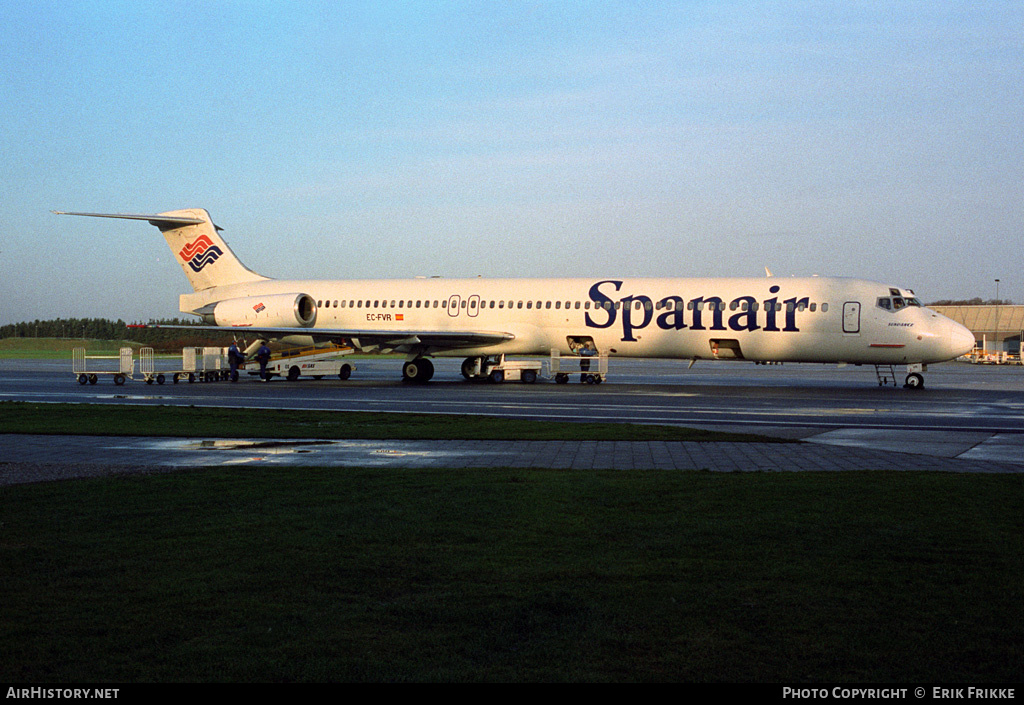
[0,317,241,350]
[927,298,1014,306]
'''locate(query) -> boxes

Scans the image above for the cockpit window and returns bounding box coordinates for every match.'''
[878,296,921,312]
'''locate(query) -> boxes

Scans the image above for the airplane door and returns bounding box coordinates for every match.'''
[467,295,480,318]
[843,302,861,334]
[447,295,461,317]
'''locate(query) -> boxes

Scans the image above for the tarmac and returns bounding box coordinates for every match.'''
[1,428,1022,486]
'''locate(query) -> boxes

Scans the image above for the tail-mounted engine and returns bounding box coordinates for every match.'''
[200,293,317,328]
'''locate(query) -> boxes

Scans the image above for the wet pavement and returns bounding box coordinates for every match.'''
[1,430,1022,486]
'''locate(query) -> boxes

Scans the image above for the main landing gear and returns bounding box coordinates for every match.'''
[402,357,434,384]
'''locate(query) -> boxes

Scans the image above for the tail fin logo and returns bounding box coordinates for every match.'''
[178,235,223,273]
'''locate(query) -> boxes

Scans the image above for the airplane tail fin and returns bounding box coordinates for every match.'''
[55,208,269,291]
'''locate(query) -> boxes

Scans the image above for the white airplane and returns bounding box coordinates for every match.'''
[56,208,975,388]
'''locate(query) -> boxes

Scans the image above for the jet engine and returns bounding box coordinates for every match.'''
[200,293,317,328]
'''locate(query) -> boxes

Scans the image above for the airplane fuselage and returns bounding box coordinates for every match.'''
[181,275,973,366]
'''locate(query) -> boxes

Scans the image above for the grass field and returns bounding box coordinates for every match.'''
[1,402,1022,682]
[1,468,1022,682]
[0,401,782,442]
[0,337,145,359]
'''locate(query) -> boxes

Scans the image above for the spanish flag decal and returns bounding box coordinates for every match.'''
[396,314,404,321]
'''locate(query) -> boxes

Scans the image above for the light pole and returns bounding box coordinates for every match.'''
[994,279,1001,357]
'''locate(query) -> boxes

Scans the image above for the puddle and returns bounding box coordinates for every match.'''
[184,439,335,450]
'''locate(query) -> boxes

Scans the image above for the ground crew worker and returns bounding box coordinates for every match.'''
[256,342,272,381]
[227,342,243,382]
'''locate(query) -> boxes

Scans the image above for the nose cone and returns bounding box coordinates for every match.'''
[949,321,975,358]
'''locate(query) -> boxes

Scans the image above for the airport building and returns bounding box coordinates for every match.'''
[932,305,1024,362]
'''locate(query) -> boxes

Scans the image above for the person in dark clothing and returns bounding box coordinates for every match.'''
[256,343,272,381]
[227,342,243,382]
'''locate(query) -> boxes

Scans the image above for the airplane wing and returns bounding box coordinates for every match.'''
[140,323,514,352]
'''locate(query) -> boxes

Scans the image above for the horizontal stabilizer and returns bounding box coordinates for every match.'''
[54,211,207,231]
[55,208,265,291]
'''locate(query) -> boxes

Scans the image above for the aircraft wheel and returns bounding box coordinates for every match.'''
[402,358,433,384]
[461,357,481,379]
[904,372,924,390]
[78,374,88,385]
[287,366,301,382]
[338,364,352,380]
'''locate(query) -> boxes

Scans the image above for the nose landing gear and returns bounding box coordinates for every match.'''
[904,372,924,389]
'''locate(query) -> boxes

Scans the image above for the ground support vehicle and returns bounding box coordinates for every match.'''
[549,350,609,384]
[460,354,544,384]
[73,347,135,385]
[252,345,356,381]
[156,347,226,384]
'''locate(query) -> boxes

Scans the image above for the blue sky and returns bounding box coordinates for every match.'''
[1,1,1021,324]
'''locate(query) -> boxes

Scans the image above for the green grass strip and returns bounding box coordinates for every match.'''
[1,469,1021,682]
[0,402,785,443]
